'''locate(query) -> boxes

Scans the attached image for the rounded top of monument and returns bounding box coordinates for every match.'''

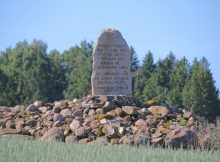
[95,28,125,45]
[101,28,120,33]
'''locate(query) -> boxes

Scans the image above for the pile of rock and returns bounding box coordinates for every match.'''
[0,95,198,148]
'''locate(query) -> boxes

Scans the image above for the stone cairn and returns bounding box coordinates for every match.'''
[0,29,198,149]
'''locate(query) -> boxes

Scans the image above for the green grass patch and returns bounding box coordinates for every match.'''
[0,137,219,162]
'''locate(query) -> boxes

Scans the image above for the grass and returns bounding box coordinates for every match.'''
[0,138,219,162]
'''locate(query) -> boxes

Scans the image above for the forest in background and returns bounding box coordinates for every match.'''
[0,40,220,120]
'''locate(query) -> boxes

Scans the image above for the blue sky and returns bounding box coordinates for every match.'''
[1,0,220,89]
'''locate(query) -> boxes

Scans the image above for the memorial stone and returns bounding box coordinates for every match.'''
[91,28,132,95]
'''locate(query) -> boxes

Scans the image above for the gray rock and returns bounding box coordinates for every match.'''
[25,119,37,128]
[70,119,82,132]
[102,101,117,113]
[90,136,109,145]
[65,135,78,142]
[53,113,64,122]
[33,101,44,107]
[122,106,137,115]
[134,133,150,146]
[88,109,96,116]
[53,106,61,113]
[148,106,169,118]
[41,127,64,142]
[72,109,83,118]
[25,104,39,114]
[91,28,132,96]
[60,108,72,118]
[164,127,198,148]
[75,127,87,138]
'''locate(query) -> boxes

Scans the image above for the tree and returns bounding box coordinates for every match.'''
[63,41,93,99]
[0,40,50,105]
[167,57,189,107]
[182,57,220,120]
[0,69,9,105]
[134,50,155,100]
[141,52,176,103]
[130,46,139,72]
[47,50,66,101]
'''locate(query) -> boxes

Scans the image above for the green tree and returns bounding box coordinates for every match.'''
[182,57,220,120]
[0,69,9,105]
[167,57,189,107]
[142,52,176,103]
[134,51,155,100]
[130,46,139,72]
[0,40,50,105]
[63,41,93,99]
[47,50,66,101]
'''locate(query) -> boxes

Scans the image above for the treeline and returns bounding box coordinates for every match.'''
[0,40,220,120]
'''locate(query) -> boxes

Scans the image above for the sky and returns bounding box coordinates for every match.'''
[0,0,220,89]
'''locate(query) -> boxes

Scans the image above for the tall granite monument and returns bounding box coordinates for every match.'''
[91,28,132,96]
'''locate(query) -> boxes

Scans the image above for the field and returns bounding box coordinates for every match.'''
[0,138,219,162]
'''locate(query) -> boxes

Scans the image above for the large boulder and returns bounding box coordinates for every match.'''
[41,127,64,142]
[148,106,169,118]
[164,127,198,148]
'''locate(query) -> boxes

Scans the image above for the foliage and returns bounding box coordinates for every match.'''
[0,39,220,120]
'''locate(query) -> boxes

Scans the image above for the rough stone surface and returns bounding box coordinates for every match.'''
[41,127,64,142]
[164,127,198,148]
[91,28,132,96]
[70,119,82,132]
[148,106,169,118]
[0,95,202,149]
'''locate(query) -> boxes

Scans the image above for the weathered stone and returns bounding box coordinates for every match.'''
[65,135,78,142]
[118,126,126,135]
[75,127,87,138]
[114,107,123,117]
[95,114,114,120]
[25,119,37,128]
[102,101,117,113]
[5,120,15,129]
[120,135,134,145]
[183,110,192,119]
[53,106,61,113]
[16,127,30,135]
[134,133,150,146]
[88,109,96,116]
[70,119,82,132]
[54,100,68,109]
[102,125,117,137]
[72,109,83,118]
[12,105,25,113]
[90,136,109,145]
[60,108,72,118]
[91,28,132,96]
[0,118,8,128]
[148,106,169,118]
[33,101,44,107]
[53,113,64,122]
[79,138,91,144]
[141,108,149,114]
[100,118,108,124]
[53,121,63,127]
[0,106,10,112]
[151,137,164,147]
[135,119,147,127]
[122,106,137,115]
[164,127,198,148]
[41,127,64,142]
[25,104,39,115]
